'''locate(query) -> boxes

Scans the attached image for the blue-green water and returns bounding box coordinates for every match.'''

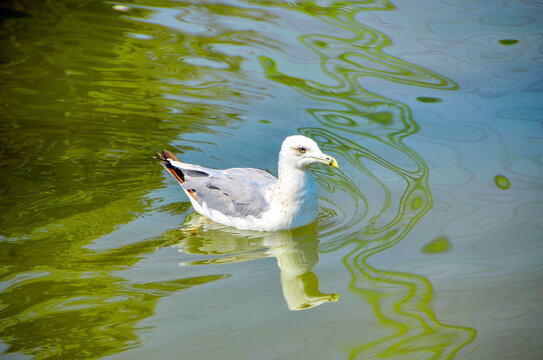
[1,0,542,359]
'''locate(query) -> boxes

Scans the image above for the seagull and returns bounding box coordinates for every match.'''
[158,135,338,231]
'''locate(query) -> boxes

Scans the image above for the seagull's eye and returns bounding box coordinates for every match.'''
[297,147,307,154]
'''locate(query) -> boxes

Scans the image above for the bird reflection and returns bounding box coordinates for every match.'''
[176,213,339,310]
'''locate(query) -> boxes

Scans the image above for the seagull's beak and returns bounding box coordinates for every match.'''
[314,154,338,168]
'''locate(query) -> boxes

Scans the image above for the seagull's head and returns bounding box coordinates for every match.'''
[279,135,338,170]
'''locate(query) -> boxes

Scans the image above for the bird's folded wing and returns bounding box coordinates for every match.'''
[177,165,277,219]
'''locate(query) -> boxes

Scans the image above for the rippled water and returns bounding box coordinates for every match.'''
[1,0,542,359]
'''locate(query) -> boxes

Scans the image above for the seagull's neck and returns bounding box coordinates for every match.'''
[264,158,319,229]
[273,162,316,204]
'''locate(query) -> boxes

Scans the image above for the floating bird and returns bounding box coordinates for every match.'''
[158,135,338,231]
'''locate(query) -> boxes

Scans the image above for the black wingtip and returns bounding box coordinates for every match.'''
[172,166,185,182]
[156,150,185,183]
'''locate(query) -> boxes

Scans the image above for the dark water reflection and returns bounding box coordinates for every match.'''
[1,0,542,359]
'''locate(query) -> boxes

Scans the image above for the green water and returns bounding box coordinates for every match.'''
[1,0,542,359]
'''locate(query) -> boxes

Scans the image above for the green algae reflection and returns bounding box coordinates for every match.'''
[256,0,475,358]
[494,174,510,190]
[422,236,452,254]
[498,39,519,46]
[0,1,236,357]
[0,0,476,358]
[0,198,227,358]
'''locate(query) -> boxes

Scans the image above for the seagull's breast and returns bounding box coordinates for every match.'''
[262,170,319,230]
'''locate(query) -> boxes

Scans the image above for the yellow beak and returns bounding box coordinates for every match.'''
[315,154,338,168]
[329,156,338,168]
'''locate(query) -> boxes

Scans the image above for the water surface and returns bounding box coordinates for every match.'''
[1,0,542,359]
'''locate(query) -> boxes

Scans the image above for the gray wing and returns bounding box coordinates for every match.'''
[181,166,277,218]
